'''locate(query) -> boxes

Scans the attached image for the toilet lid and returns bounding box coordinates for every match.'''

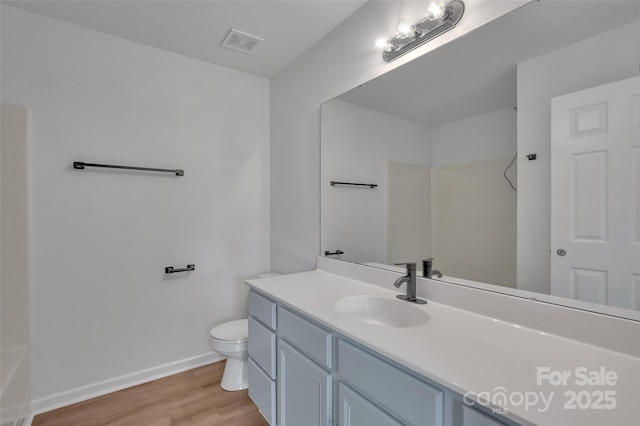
[210,319,248,341]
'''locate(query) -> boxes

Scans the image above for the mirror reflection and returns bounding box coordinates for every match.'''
[320,1,640,315]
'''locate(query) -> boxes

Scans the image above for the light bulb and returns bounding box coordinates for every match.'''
[425,1,447,21]
[374,38,392,52]
[397,19,414,37]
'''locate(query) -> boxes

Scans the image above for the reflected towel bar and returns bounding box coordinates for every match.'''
[165,264,195,274]
[330,181,377,188]
[74,161,184,176]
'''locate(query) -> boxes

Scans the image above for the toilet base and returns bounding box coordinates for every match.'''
[220,358,248,391]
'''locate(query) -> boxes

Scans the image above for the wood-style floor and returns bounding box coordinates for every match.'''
[32,361,269,426]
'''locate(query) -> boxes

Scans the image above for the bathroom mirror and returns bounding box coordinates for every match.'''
[320,0,640,320]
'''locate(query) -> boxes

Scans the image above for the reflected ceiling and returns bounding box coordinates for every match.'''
[338,1,640,126]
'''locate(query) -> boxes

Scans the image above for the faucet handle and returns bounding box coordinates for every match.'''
[422,259,433,278]
[394,262,416,272]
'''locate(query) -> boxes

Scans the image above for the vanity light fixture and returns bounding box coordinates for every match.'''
[374,38,394,52]
[375,0,464,62]
[397,19,415,37]
[425,0,448,21]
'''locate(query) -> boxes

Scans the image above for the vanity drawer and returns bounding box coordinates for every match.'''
[337,339,444,426]
[249,290,277,330]
[248,358,276,425]
[278,306,332,368]
[248,316,276,379]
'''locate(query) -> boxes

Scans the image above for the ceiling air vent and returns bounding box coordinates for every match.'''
[221,29,263,54]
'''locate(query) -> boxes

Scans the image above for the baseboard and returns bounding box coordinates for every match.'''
[30,352,224,415]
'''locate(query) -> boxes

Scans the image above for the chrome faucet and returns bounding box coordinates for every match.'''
[422,258,442,279]
[394,262,427,304]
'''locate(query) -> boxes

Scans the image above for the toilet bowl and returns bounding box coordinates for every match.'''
[209,319,248,391]
[209,272,280,391]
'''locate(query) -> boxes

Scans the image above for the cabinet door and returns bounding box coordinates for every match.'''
[338,383,403,426]
[338,339,443,426]
[462,406,508,426]
[278,339,332,426]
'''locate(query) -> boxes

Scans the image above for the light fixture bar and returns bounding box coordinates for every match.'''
[382,0,464,62]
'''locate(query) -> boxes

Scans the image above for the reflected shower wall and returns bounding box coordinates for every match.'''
[431,157,517,287]
[385,157,517,287]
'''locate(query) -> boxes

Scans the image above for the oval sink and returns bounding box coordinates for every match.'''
[334,295,430,328]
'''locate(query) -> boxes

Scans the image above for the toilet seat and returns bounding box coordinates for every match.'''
[210,338,247,353]
[209,319,248,342]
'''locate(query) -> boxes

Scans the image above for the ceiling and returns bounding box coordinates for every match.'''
[337,1,640,127]
[3,0,366,78]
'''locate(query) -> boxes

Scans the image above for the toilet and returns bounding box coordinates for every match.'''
[209,272,281,391]
[209,319,249,391]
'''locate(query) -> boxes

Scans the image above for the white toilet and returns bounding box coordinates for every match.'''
[209,319,249,391]
[209,272,281,391]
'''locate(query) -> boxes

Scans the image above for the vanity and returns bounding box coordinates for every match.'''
[250,3,640,423]
[245,257,640,426]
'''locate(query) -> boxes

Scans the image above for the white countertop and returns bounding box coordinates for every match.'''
[246,269,640,426]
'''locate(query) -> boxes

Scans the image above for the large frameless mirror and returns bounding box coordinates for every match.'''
[320,0,640,320]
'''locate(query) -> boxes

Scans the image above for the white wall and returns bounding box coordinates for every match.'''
[431,107,517,167]
[320,99,430,264]
[1,5,270,408]
[271,0,527,274]
[387,161,432,267]
[517,21,640,293]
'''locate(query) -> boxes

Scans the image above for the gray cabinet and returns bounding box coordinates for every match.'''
[278,339,332,426]
[247,289,516,426]
[248,316,276,379]
[248,291,277,424]
[338,339,444,426]
[338,383,403,426]
[462,406,509,426]
[248,358,276,425]
[249,290,277,329]
[278,306,332,368]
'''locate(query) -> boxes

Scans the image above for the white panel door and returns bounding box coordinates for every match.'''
[551,76,640,309]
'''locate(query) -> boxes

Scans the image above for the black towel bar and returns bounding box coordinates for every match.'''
[330,181,377,188]
[74,161,184,176]
[165,264,195,274]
